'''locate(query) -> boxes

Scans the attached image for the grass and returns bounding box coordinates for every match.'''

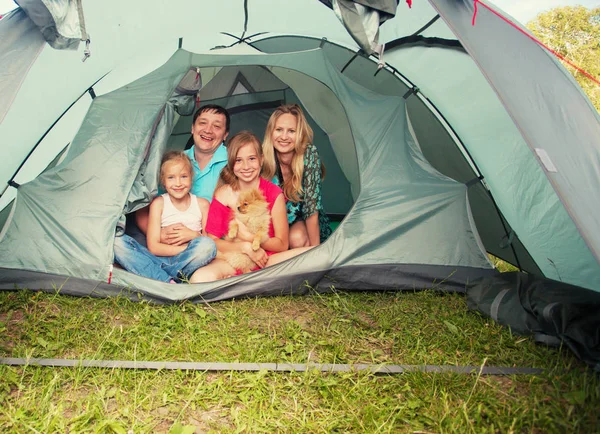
[0,288,598,433]
[488,254,519,273]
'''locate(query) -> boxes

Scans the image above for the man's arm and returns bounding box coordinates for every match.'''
[135,206,150,234]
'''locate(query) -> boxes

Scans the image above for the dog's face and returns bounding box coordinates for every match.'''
[236,189,267,215]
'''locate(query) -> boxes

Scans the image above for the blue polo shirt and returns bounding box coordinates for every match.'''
[184,144,227,201]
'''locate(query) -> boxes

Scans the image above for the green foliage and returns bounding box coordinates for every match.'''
[488,254,519,273]
[527,6,600,112]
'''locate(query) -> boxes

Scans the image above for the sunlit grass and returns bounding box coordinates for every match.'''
[0,288,598,433]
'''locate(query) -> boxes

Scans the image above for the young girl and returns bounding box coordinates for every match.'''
[189,131,312,283]
[113,151,216,283]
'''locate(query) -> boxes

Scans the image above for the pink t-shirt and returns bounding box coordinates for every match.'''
[205,177,283,241]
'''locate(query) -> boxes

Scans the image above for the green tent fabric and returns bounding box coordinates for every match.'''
[0,0,598,302]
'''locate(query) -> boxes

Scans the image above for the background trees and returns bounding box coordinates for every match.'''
[527,6,600,112]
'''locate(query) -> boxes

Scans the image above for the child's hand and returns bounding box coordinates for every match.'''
[162,223,197,245]
[161,223,184,244]
[243,243,267,268]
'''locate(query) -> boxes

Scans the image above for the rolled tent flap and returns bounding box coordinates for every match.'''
[0,1,89,124]
[0,9,45,124]
[323,0,398,55]
[16,0,85,50]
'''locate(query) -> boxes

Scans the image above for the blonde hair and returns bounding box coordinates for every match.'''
[216,131,263,192]
[159,151,193,188]
[262,104,313,203]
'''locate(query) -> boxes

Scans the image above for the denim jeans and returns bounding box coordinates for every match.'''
[113,234,217,282]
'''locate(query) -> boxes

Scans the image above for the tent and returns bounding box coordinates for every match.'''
[0,0,599,303]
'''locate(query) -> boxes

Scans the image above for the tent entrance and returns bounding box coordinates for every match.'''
[166,65,356,219]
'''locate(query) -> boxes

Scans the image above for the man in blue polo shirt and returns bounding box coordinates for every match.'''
[134,104,230,244]
[113,105,230,280]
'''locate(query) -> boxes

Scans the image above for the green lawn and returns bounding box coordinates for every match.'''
[0,288,598,433]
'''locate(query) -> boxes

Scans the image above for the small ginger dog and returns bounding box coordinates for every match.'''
[220,188,271,273]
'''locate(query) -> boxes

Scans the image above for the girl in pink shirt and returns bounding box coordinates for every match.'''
[190,131,312,282]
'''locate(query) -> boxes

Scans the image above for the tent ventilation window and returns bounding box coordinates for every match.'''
[227,72,256,97]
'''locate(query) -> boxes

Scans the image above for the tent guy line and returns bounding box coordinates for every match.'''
[0,357,544,376]
[472,0,600,86]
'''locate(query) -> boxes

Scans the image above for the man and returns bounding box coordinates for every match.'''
[135,104,230,246]
[113,104,230,279]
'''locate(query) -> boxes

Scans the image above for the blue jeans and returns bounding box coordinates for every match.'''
[113,234,217,282]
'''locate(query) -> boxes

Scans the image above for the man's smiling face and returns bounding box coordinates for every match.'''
[191,109,229,154]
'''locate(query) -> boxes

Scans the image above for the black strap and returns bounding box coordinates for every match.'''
[178,37,183,49]
[402,86,419,99]
[8,180,20,189]
[499,230,515,249]
[385,35,465,53]
[465,175,484,187]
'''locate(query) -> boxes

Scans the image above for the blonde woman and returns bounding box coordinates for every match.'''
[262,104,332,248]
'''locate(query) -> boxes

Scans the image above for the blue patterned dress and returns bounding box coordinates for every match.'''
[272,144,332,243]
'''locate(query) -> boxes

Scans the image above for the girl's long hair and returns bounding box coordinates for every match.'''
[216,131,263,192]
[262,104,313,203]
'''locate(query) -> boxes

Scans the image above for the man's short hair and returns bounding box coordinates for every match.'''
[192,104,231,133]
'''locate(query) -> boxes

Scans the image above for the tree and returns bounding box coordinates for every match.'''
[527,6,600,112]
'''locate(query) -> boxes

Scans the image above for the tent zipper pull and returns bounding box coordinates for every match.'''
[108,264,113,284]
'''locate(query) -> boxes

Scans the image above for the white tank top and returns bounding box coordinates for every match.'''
[161,193,202,233]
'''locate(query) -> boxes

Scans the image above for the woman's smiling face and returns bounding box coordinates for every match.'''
[233,142,262,184]
[271,113,297,155]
